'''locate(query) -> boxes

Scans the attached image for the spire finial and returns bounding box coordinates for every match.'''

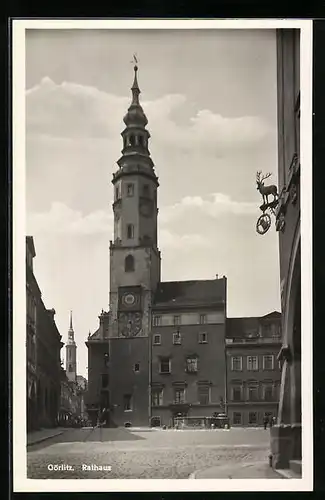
[130,53,140,105]
[69,310,73,330]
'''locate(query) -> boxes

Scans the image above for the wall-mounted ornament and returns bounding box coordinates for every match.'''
[256,213,271,235]
[119,312,142,337]
[255,171,279,235]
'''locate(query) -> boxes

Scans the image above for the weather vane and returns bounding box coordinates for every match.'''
[130,53,139,67]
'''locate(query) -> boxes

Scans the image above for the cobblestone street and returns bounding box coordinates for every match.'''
[27,427,273,479]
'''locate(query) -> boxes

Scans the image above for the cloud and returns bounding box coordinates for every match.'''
[159,192,257,223]
[27,202,113,235]
[26,78,273,154]
[159,229,211,250]
[27,201,214,251]
[28,191,257,239]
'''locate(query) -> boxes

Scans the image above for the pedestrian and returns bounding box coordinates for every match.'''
[263,415,269,430]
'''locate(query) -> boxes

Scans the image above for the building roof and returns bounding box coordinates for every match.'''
[88,328,101,340]
[153,278,226,309]
[226,311,281,339]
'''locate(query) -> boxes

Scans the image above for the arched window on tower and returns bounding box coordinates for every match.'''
[139,135,144,147]
[125,255,135,272]
[129,135,135,146]
[68,364,73,372]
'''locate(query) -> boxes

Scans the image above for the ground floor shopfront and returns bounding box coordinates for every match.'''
[151,404,225,428]
[227,403,278,427]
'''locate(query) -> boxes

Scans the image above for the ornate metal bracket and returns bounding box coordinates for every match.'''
[277,344,292,364]
[255,171,279,235]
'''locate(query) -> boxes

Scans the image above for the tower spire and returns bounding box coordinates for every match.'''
[69,310,73,330]
[66,310,77,381]
[131,55,140,106]
[68,310,75,344]
[123,55,148,128]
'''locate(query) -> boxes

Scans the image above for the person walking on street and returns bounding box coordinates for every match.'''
[263,415,269,430]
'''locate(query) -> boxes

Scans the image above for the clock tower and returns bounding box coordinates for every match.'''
[65,310,77,382]
[108,62,161,425]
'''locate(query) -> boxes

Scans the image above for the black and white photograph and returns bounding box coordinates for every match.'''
[13,19,312,492]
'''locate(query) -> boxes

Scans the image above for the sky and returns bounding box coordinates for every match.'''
[25,28,281,379]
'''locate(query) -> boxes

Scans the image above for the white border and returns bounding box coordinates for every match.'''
[12,18,313,492]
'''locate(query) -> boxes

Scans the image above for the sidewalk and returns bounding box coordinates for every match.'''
[189,461,286,479]
[27,427,69,446]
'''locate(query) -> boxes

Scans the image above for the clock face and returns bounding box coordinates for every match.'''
[119,312,142,337]
[140,201,153,217]
[122,293,136,306]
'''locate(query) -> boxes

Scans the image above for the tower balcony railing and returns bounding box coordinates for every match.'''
[110,238,122,248]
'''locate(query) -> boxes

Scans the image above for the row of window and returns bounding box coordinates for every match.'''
[153,314,208,327]
[100,356,199,380]
[153,332,208,345]
[231,355,277,371]
[159,356,199,374]
[230,382,280,402]
[152,386,211,406]
[99,356,276,377]
[232,411,275,425]
[122,386,212,411]
[115,182,151,200]
[118,225,151,242]
[123,134,147,149]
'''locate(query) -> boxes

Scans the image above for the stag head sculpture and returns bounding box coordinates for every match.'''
[256,171,278,205]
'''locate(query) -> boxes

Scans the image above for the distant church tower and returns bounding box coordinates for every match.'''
[107,61,161,425]
[66,311,77,382]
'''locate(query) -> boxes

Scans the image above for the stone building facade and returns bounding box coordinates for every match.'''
[86,64,228,427]
[26,236,63,430]
[270,28,301,474]
[26,236,40,431]
[36,304,62,427]
[150,279,227,427]
[225,311,282,427]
